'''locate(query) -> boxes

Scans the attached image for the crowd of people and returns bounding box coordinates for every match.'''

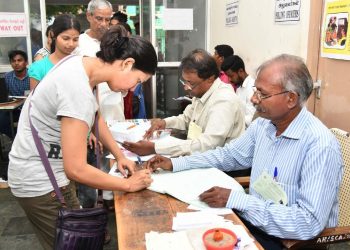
[1,0,345,250]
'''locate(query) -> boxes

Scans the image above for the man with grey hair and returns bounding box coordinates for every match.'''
[146,54,343,249]
[77,0,124,122]
[76,0,123,225]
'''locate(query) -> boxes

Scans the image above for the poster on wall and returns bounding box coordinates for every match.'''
[321,0,350,60]
[275,0,301,24]
[226,0,239,26]
[0,12,28,37]
[163,8,193,30]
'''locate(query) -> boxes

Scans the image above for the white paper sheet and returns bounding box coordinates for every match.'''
[148,168,244,208]
[145,220,257,250]
[163,8,193,30]
[146,231,194,250]
[109,166,244,213]
[109,120,151,143]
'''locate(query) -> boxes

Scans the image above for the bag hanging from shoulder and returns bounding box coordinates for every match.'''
[29,82,108,250]
[54,207,107,250]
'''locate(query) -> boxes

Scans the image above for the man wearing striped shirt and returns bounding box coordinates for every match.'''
[146,54,343,249]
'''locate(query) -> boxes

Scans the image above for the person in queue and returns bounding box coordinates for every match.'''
[77,0,126,212]
[221,55,256,127]
[123,49,245,157]
[29,14,80,90]
[145,54,343,250]
[212,44,234,85]
[7,26,157,250]
[33,25,53,61]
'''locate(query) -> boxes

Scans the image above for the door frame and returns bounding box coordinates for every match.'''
[146,0,211,117]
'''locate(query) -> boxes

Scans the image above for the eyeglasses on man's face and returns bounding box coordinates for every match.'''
[252,86,290,102]
[179,79,202,91]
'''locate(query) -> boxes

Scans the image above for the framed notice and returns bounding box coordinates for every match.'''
[226,0,239,26]
[0,12,28,37]
[275,0,301,24]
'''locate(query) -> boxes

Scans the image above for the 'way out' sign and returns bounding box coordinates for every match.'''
[0,12,28,37]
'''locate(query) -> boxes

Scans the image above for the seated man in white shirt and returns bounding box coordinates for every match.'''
[221,55,256,127]
[123,49,245,157]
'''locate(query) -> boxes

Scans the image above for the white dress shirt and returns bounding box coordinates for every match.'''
[155,78,245,157]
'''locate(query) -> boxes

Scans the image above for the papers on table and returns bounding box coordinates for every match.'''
[146,212,257,250]
[106,150,155,162]
[109,165,243,214]
[172,96,192,102]
[9,95,27,99]
[148,168,244,210]
[172,212,228,231]
[109,119,151,143]
[146,231,193,250]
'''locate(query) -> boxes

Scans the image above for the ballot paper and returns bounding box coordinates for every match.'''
[148,168,244,209]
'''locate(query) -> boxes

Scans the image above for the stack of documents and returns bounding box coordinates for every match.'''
[172,212,228,231]
[109,120,151,143]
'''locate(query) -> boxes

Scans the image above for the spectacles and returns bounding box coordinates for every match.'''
[179,79,201,91]
[92,15,111,23]
[252,86,290,101]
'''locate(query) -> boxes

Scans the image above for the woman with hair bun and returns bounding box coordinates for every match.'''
[8,25,157,249]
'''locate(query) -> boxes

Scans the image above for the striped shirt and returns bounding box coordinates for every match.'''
[171,107,343,240]
[4,70,30,96]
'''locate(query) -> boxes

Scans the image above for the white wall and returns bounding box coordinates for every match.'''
[209,0,311,75]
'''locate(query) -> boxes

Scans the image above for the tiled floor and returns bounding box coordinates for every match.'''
[0,185,118,250]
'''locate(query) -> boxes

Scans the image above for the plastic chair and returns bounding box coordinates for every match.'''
[282,128,350,249]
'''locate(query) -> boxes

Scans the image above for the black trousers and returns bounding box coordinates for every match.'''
[237,214,284,250]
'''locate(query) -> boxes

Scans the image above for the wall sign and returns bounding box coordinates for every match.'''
[226,0,239,26]
[275,0,301,24]
[0,12,28,37]
[321,0,350,60]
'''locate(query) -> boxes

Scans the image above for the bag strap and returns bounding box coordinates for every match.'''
[28,57,102,206]
[29,102,66,205]
[93,88,104,206]
[29,102,101,206]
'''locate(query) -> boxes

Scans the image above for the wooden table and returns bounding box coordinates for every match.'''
[114,189,264,250]
[0,98,25,138]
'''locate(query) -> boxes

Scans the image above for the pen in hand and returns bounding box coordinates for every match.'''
[116,140,126,147]
[137,156,143,168]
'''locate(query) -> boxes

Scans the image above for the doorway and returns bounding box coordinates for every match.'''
[307,0,350,132]
[141,0,208,118]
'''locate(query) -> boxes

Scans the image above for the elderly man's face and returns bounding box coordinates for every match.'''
[87,7,112,40]
[251,64,291,121]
